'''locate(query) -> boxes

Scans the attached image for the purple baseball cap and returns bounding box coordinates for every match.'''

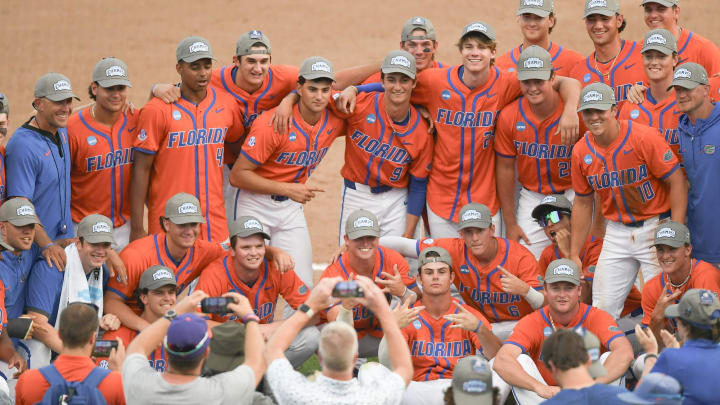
[163,313,210,358]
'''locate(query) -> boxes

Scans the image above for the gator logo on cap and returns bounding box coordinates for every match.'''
[587,0,607,8]
[152,269,174,281]
[249,30,262,39]
[353,217,374,228]
[674,68,692,79]
[53,80,72,91]
[656,227,676,239]
[553,265,575,276]
[16,206,34,216]
[178,202,198,214]
[541,196,557,204]
[523,0,544,6]
[390,56,412,68]
[523,57,544,69]
[92,221,111,233]
[188,42,209,53]
[461,209,482,221]
[243,219,262,230]
[465,23,488,33]
[311,61,331,72]
[700,290,714,305]
[105,66,126,77]
[646,34,667,45]
[583,90,603,103]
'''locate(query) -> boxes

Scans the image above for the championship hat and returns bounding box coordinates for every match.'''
[642,29,677,55]
[641,0,678,7]
[0,93,9,115]
[531,195,573,222]
[381,50,417,79]
[164,312,210,359]
[0,199,40,226]
[458,203,492,230]
[460,21,496,42]
[665,288,720,328]
[236,30,271,56]
[575,328,606,378]
[77,214,115,244]
[517,0,554,17]
[206,322,246,372]
[345,209,380,240]
[164,193,205,224]
[176,36,214,63]
[34,73,79,102]
[517,45,553,81]
[578,82,616,112]
[669,62,708,91]
[583,0,621,18]
[617,372,683,405]
[418,246,453,269]
[298,56,335,81]
[544,258,581,286]
[653,221,690,248]
[451,356,493,404]
[401,16,437,41]
[92,57,132,88]
[139,265,177,291]
[229,215,270,240]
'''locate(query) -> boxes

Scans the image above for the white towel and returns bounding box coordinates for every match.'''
[54,243,104,328]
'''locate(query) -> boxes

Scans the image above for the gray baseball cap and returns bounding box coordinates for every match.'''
[665,288,720,328]
[517,0,554,17]
[381,50,417,79]
[458,203,493,230]
[345,209,380,240]
[0,199,40,226]
[0,93,9,115]
[92,57,132,88]
[34,73,79,102]
[653,221,690,248]
[517,45,553,81]
[669,62,709,91]
[77,214,115,244]
[139,265,178,291]
[236,30,271,56]
[575,328,607,378]
[401,16,436,41]
[642,29,677,55]
[164,193,205,224]
[583,0,620,18]
[299,56,335,81]
[578,82,616,112]
[451,356,493,404]
[460,21,497,42]
[544,258,581,286]
[229,215,270,240]
[418,246,453,269]
[176,36,214,63]
[641,0,678,6]
[531,195,573,222]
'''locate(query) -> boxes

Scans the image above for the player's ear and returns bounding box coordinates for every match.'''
[232,55,240,66]
[176,62,183,75]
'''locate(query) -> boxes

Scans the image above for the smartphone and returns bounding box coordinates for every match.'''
[92,340,119,358]
[201,297,233,314]
[332,281,364,298]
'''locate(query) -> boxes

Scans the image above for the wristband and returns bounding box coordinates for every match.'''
[473,321,482,333]
[242,313,260,324]
[644,353,658,361]
[41,242,55,252]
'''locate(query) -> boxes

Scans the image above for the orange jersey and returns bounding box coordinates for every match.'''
[412,65,521,221]
[362,60,447,84]
[240,104,345,183]
[569,40,647,110]
[334,92,433,188]
[98,326,167,373]
[495,96,579,194]
[134,87,244,242]
[404,298,490,381]
[496,42,584,77]
[417,237,542,323]
[710,77,720,103]
[676,29,720,76]
[211,64,299,164]
[107,233,224,312]
[618,90,681,158]
[0,146,6,205]
[320,247,416,338]
[571,120,680,224]
[196,255,310,323]
[506,303,625,386]
[641,259,720,327]
[0,277,6,332]
[68,107,138,226]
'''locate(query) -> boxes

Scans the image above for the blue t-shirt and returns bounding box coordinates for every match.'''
[652,339,720,405]
[0,247,42,319]
[5,120,73,241]
[541,384,628,404]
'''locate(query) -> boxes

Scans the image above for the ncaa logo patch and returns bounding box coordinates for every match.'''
[630,109,640,119]
[441,90,451,100]
[172,110,181,121]
[508,68,516,72]
[366,114,376,124]
[248,136,256,147]
[459,264,470,274]
[583,73,591,83]
[413,320,422,330]
[516,121,526,131]
[422,238,434,245]
[138,129,147,141]
[543,326,553,337]
[289,132,297,142]
[87,136,97,146]
[584,154,593,165]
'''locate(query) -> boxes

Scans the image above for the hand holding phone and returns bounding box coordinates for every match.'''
[92,340,119,358]
[332,281,364,298]
[201,297,233,314]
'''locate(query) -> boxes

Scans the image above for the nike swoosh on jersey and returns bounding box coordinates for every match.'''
[45,150,51,157]
[487,93,497,98]
[127,126,136,132]
[673,110,682,115]
[328,128,335,135]
[678,58,688,64]
[624,63,636,70]
[264,286,273,291]
[623,149,633,155]
[215,108,225,113]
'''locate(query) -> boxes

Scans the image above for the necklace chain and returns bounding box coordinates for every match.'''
[593,47,622,79]
[668,262,693,289]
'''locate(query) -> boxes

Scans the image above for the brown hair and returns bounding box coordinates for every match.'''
[59,303,99,349]
[456,32,497,67]
[541,329,589,371]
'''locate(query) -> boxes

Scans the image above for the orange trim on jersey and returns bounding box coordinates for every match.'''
[676,29,720,76]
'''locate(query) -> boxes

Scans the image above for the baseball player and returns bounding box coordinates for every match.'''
[230,56,345,287]
[381,203,545,341]
[378,246,499,405]
[493,259,634,405]
[196,215,319,368]
[321,209,420,357]
[68,57,136,251]
[570,82,688,320]
[99,265,179,372]
[495,0,584,77]
[0,92,8,143]
[642,0,720,75]
[570,0,647,110]
[130,35,244,243]
[495,45,582,259]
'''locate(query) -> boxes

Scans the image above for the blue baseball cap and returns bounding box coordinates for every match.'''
[164,313,210,359]
[617,373,683,405]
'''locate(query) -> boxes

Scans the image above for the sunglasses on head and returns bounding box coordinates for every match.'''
[537,210,566,227]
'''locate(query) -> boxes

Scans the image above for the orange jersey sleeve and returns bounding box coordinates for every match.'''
[404,298,488,381]
[618,91,681,159]
[496,42,584,78]
[0,147,6,205]
[571,121,679,223]
[676,30,720,76]
[67,108,137,226]
[341,92,432,188]
[0,278,6,332]
[711,77,720,103]
[134,87,243,242]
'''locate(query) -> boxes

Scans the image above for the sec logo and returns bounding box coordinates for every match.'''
[138,129,147,141]
[289,132,297,142]
[630,109,640,119]
[584,154,593,165]
[516,121,526,131]
[413,320,422,330]
[583,73,591,83]
[508,68,515,72]
[172,110,181,121]
[366,114,376,124]
[248,136,256,147]
[87,136,97,146]
[459,264,470,274]
[441,90,451,100]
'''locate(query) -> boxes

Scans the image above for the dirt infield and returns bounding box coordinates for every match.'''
[1,0,718,262]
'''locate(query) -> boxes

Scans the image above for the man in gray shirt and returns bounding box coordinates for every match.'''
[122,289,264,404]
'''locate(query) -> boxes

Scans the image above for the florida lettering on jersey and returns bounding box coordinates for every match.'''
[167,127,228,154]
[586,163,649,191]
[435,109,497,130]
[348,130,411,165]
[409,339,474,358]
[86,147,134,172]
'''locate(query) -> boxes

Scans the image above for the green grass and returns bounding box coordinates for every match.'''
[297,355,381,376]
